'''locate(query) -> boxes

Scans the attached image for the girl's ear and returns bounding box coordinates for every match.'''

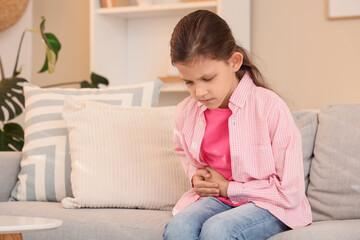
[228,52,243,72]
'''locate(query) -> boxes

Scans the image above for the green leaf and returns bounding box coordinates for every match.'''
[0,77,27,122]
[39,18,61,73]
[80,81,93,88]
[0,122,24,151]
[80,72,109,88]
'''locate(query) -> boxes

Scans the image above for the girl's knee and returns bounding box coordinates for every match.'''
[163,214,202,240]
[200,213,289,240]
[200,215,239,240]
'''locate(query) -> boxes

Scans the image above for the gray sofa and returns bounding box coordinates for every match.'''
[1,104,360,240]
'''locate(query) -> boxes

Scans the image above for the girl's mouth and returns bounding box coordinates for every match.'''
[200,98,214,104]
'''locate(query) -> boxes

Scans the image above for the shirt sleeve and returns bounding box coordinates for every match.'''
[227,101,305,208]
[173,106,200,186]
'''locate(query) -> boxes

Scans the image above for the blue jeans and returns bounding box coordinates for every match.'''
[163,197,290,240]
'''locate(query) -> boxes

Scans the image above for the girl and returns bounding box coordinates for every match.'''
[163,10,312,240]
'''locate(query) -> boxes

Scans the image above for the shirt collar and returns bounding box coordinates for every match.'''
[228,72,254,110]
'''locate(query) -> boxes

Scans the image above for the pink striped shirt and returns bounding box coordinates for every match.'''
[173,73,312,229]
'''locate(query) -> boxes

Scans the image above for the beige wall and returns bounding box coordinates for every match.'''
[30,0,360,110]
[251,0,360,110]
[31,0,89,88]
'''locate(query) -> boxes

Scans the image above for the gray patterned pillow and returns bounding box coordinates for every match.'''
[10,80,163,202]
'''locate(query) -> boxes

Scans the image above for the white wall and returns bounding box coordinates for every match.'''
[126,16,182,85]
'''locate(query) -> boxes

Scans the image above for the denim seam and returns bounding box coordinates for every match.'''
[231,216,277,240]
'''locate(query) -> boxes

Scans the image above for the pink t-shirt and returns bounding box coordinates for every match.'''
[201,108,244,207]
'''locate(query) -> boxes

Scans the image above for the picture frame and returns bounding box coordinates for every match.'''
[327,0,360,20]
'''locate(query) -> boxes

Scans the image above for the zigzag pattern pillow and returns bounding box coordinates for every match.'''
[10,80,163,202]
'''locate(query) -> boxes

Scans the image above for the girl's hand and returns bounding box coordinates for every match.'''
[205,167,230,198]
[192,169,220,197]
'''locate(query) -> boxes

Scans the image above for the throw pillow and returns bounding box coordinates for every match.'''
[307,104,360,221]
[10,80,163,202]
[61,98,190,210]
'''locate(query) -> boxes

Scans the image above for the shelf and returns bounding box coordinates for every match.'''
[97,1,217,18]
[161,83,187,92]
[159,76,182,83]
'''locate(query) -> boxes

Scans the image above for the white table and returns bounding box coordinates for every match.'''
[0,215,62,240]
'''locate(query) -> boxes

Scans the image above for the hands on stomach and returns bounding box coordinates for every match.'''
[192,167,229,198]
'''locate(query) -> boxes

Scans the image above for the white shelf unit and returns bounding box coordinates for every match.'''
[97,1,218,18]
[90,0,250,105]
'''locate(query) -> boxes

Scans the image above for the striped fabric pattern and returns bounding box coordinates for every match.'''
[11,80,163,202]
[61,98,190,210]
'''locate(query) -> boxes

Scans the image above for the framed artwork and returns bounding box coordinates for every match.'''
[327,0,360,20]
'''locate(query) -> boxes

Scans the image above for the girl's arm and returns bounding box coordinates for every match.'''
[173,102,205,185]
[227,102,305,209]
[174,129,199,185]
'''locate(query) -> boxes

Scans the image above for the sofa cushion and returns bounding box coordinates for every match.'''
[291,111,318,192]
[307,104,360,221]
[10,80,163,202]
[0,201,171,240]
[61,98,190,210]
[268,219,360,240]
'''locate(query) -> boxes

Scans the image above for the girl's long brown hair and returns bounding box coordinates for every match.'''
[170,10,269,89]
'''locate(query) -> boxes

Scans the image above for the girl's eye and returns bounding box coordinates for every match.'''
[184,81,193,85]
[203,77,214,81]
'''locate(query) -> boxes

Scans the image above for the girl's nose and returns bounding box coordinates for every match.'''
[195,87,207,98]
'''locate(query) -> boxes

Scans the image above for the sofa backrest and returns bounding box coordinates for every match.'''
[307,104,360,222]
[1,110,320,203]
[292,111,319,192]
[0,152,22,202]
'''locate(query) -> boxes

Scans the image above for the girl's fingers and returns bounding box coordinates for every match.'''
[195,187,219,196]
[193,171,220,197]
[198,181,217,188]
[200,193,219,197]
[199,192,219,197]
[193,175,216,187]
[196,169,212,179]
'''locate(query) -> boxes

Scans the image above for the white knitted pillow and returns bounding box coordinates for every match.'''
[61,97,190,210]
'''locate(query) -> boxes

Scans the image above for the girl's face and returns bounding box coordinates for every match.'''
[175,53,243,109]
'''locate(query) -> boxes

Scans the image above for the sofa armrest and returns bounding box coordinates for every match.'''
[0,152,22,202]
